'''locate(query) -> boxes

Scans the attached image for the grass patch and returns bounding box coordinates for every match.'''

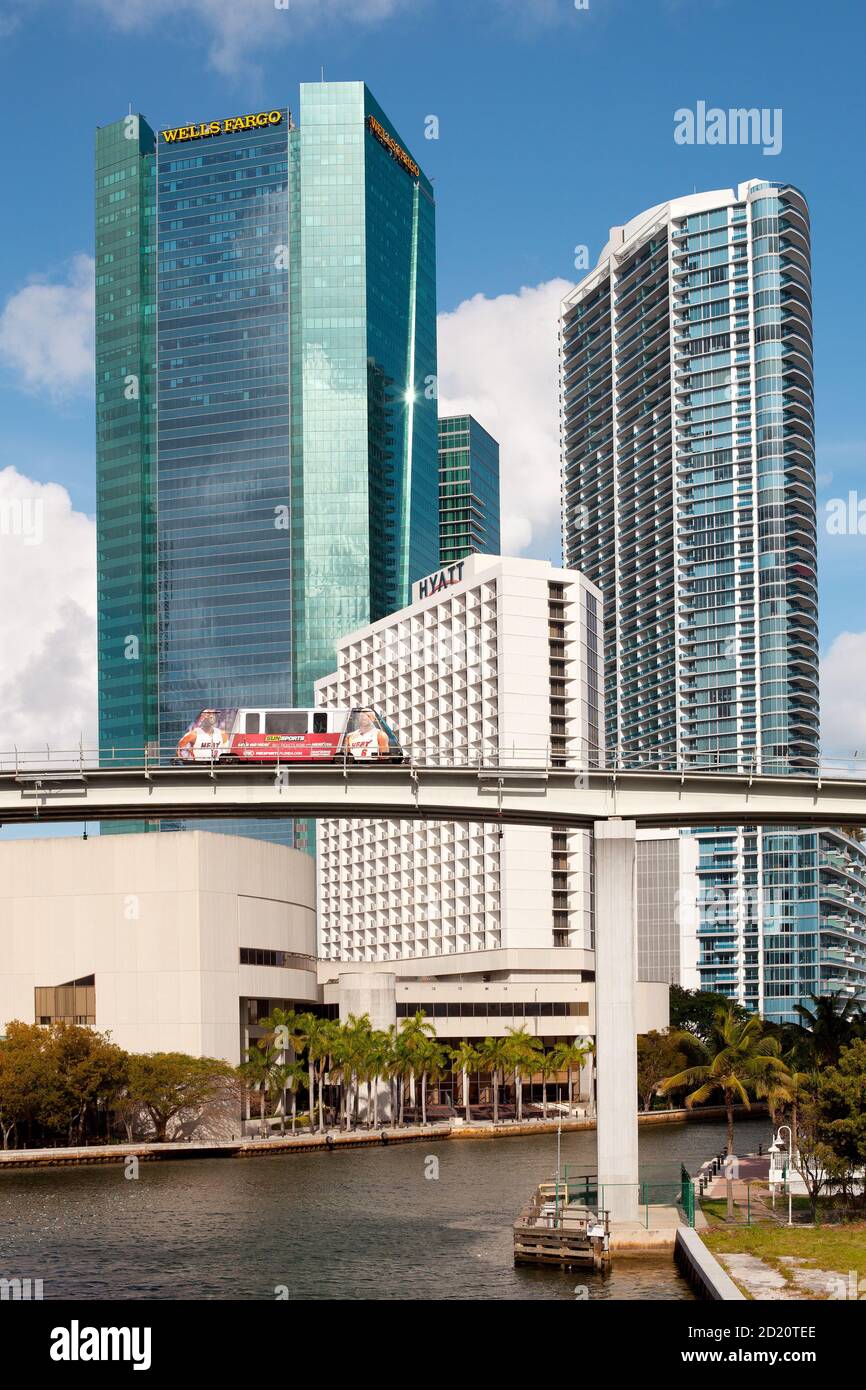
[703,1221,866,1283]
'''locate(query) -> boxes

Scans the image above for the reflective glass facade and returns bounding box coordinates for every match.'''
[156,112,292,749]
[438,414,501,566]
[291,84,438,703]
[95,115,157,761]
[95,84,438,847]
[560,180,837,1023]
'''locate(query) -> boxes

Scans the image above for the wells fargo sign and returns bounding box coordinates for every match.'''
[161,111,283,143]
[366,115,419,179]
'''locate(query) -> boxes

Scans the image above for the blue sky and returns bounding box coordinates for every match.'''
[0,0,864,732]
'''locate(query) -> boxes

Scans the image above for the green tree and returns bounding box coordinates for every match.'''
[361,1029,393,1129]
[553,1039,594,1117]
[397,1011,435,1124]
[290,1012,330,1133]
[505,1027,542,1122]
[126,1052,237,1142]
[659,1006,789,1216]
[417,1037,448,1126]
[240,1040,281,1138]
[38,1023,127,1146]
[793,991,862,1067]
[817,1038,866,1206]
[282,1059,308,1133]
[636,1030,700,1112]
[449,1041,480,1123]
[535,1049,561,1119]
[0,1022,46,1148]
[669,986,748,1042]
[477,1036,512,1124]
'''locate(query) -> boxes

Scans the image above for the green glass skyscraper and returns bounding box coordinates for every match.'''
[437,414,500,566]
[95,84,438,841]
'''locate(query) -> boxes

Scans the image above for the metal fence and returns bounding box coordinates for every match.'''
[3,740,866,778]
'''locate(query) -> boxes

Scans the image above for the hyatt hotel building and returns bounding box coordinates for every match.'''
[95,84,438,843]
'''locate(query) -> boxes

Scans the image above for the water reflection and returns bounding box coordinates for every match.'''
[0,1117,770,1300]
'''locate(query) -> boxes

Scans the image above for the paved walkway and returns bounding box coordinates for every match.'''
[717,1251,855,1300]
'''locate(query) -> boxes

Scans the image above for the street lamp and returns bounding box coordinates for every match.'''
[772,1125,794,1227]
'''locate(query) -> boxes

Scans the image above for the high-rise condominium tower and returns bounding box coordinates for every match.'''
[95,84,438,844]
[437,414,500,566]
[562,179,818,772]
[560,180,865,1023]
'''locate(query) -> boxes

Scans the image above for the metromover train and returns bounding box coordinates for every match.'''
[175,706,403,763]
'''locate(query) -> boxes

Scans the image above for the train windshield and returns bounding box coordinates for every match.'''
[342,707,402,760]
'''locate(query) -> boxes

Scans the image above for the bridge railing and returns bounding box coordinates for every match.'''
[2,742,866,779]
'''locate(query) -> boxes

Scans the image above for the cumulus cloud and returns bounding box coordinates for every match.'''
[0,255,94,400]
[437,278,572,557]
[0,467,96,752]
[821,631,866,758]
[80,0,409,76]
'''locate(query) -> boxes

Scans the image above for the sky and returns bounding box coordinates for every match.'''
[0,0,865,778]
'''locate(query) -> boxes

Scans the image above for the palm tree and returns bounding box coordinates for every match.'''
[336,1014,375,1131]
[282,1059,308,1133]
[258,1006,300,1122]
[554,1040,594,1116]
[536,1049,561,1120]
[318,1018,344,1131]
[478,1036,512,1124]
[291,1012,331,1133]
[383,1025,403,1127]
[362,1029,392,1129]
[449,1041,479,1122]
[418,1039,448,1126]
[505,1027,541,1121]
[659,1006,788,1218]
[793,991,861,1067]
[398,1011,435,1124]
[240,1041,279,1138]
[756,1052,818,1152]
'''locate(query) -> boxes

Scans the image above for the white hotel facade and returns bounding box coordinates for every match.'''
[315,554,603,963]
[314,553,692,1049]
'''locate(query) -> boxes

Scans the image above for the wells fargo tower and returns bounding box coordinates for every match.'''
[95,83,438,844]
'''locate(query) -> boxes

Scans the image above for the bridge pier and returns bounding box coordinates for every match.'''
[594,818,639,1222]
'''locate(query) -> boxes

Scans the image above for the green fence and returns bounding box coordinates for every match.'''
[680,1165,696,1228]
[555,1165,696,1229]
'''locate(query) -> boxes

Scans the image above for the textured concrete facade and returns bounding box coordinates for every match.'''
[0,832,318,1063]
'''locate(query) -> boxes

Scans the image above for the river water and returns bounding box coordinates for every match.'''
[0,1116,769,1300]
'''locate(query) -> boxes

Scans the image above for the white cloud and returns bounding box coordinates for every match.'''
[80,0,409,76]
[822,631,866,758]
[0,467,96,753]
[437,278,572,557]
[0,255,94,400]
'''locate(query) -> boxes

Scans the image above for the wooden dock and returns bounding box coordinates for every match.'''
[513,1181,610,1269]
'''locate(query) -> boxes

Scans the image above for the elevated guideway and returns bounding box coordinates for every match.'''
[2,744,865,1224]
[1,757,866,829]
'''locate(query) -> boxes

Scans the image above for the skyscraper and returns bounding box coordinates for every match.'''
[559,179,861,1022]
[437,414,500,566]
[95,85,438,845]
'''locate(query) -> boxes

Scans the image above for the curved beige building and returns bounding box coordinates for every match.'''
[0,831,319,1063]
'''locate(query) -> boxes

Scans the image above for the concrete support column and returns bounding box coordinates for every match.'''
[594,819,639,1222]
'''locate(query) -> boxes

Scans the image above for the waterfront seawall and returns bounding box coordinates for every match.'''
[0,1104,765,1170]
[675,1228,745,1300]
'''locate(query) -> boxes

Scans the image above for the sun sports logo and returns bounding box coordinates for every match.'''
[49,1320,152,1372]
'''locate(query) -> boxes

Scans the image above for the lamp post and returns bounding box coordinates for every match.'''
[772,1125,794,1227]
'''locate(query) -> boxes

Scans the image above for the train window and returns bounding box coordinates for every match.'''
[312,713,328,734]
[265,710,308,735]
[244,712,261,734]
